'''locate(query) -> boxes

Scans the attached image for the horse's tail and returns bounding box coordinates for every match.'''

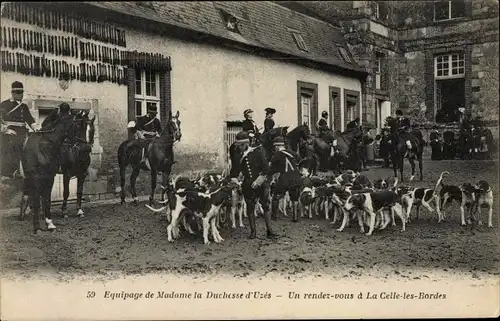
[434,171,449,194]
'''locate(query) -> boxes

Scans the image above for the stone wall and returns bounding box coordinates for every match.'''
[471,41,499,122]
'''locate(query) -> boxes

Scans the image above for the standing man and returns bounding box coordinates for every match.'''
[242,109,260,145]
[229,131,278,240]
[263,108,276,133]
[267,136,302,222]
[0,81,37,178]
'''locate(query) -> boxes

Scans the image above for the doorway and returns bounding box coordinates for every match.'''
[435,78,465,123]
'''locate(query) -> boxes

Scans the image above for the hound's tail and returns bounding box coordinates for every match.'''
[391,177,399,191]
[434,171,450,194]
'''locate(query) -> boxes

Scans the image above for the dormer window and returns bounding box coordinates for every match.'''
[338,46,353,63]
[287,28,308,52]
[218,8,242,33]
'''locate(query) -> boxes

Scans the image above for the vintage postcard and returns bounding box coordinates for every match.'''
[1,1,499,320]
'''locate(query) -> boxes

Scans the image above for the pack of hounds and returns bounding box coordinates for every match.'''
[145,168,494,245]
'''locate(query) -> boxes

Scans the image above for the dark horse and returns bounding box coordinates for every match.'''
[59,110,96,217]
[286,124,311,154]
[307,127,364,173]
[260,126,289,161]
[117,111,182,205]
[386,117,425,182]
[21,114,79,233]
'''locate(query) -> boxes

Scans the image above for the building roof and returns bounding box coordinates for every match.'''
[83,1,367,77]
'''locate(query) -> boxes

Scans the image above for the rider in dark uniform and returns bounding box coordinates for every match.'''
[317,111,330,137]
[229,131,277,240]
[41,102,72,129]
[267,136,302,222]
[241,109,260,145]
[0,81,37,178]
[263,108,276,133]
[128,105,162,167]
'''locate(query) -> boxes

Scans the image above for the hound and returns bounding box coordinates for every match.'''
[438,176,463,220]
[473,180,494,227]
[459,182,478,226]
[147,184,234,244]
[334,170,359,185]
[342,190,406,236]
[397,171,447,223]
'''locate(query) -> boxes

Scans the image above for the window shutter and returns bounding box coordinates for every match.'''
[380,56,388,91]
[333,93,342,131]
[126,67,136,139]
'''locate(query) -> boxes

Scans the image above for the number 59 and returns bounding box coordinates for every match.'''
[87,291,96,298]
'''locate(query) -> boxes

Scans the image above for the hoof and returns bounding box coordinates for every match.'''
[120,200,126,205]
[248,233,257,239]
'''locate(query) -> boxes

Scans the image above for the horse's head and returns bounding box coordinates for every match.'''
[74,110,96,145]
[164,110,182,142]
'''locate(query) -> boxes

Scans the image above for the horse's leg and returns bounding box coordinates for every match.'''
[61,171,70,218]
[408,157,416,182]
[130,167,140,205]
[32,178,42,234]
[76,172,86,217]
[416,153,423,181]
[120,164,127,205]
[149,169,157,206]
[42,176,56,230]
[391,154,399,180]
[399,156,405,182]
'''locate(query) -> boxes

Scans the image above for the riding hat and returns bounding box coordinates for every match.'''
[244,109,253,117]
[127,121,137,128]
[322,111,328,117]
[235,131,250,143]
[265,108,276,115]
[273,136,285,146]
[11,81,24,93]
[148,105,158,113]
[59,102,71,113]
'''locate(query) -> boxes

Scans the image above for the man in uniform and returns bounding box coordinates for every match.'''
[241,109,260,145]
[41,102,72,129]
[267,136,302,222]
[229,131,277,240]
[317,111,330,136]
[130,105,162,166]
[263,108,276,133]
[0,81,37,178]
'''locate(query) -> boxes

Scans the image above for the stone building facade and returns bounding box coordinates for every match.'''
[280,0,499,129]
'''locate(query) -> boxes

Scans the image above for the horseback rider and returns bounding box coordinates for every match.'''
[229,131,277,240]
[0,81,38,179]
[242,109,260,145]
[263,108,276,134]
[267,136,302,222]
[317,111,330,136]
[41,102,72,129]
[129,105,162,167]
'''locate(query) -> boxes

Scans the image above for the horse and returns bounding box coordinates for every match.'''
[21,114,79,233]
[385,117,425,182]
[59,110,96,218]
[260,126,289,161]
[308,127,364,173]
[286,124,310,154]
[117,111,182,206]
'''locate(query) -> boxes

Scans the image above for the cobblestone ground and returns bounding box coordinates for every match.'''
[1,160,499,282]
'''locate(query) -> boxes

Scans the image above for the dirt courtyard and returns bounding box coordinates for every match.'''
[1,160,499,282]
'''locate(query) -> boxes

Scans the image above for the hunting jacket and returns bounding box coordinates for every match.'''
[135,115,162,139]
[230,145,269,183]
[264,118,275,133]
[267,149,302,185]
[317,117,329,135]
[0,99,35,132]
[242,119,260,135]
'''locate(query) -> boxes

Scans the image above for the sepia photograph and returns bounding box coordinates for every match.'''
[0,1,499,319]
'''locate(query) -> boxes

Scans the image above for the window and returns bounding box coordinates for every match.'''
[338,47,353,63]
[346,103,355,122]
[297,81,318,132]
[291,32,308,52]
[218,8,243,34]
[375,55,382,90]
[435,53,465,78]
[344,89,360,130]
[300,94,312,128]
[434,1,465,21]
[373,1,380,19]
[135,69,160,119]
[329,86,341,131]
